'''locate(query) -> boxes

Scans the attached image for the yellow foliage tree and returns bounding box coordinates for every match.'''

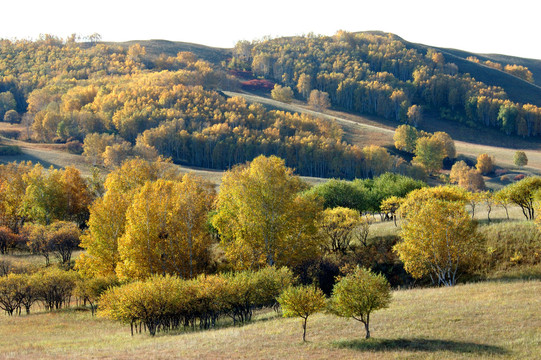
[319,207,361,254]
[395,197,476,286]
[212,155,322,269]
[116,175,215,280]
[476,153,494,175]
[393,124,419,153]
[76,158,178,277]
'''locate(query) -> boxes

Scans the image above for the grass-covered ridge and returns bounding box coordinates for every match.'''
[0,279,538,359]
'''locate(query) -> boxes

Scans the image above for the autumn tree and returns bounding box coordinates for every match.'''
[23,223,52,265]
[75,275,118,315]
[329,268,391,339]
[212,155,322,269]
[450,161,485,192]
[308,90,330,111]
[380,196,401,226]
[3,110,19,124]
[432,131,456,159]
[296,73,312,99]
[514,151,528,167]
[395,196,476,286]
[318,207,361,254]
[116,175,215,280]
[398,185,469,220]
[393,124,419,153]
[0,91,16,119]
[0,227,20,255]
[413,135,445,174]
[362,145,393,177]
[271,84,294,103]
[476,153,494,175]
[449,161,469,184]
[504,176,541,220]
[277,286,326,342]
[76,158,177,277]
[47,221,81,266]
[407,105,423,126]
[494,188,511,220]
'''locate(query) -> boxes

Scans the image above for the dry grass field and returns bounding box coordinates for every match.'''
[0,280,539,359]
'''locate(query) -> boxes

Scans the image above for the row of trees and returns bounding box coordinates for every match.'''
[98,265,391,341]
[0,267,119,316]
[99,267,293,335]
[467,56,534,83]
[0,268,78,315]
[232,32,541,137]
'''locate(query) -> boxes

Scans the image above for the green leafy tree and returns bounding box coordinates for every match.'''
[413,135,445,174]
[504,176,541,220]
[329,268,391,339]
[277,286,326,342]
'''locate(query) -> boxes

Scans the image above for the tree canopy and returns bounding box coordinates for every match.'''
[212,155,322,269]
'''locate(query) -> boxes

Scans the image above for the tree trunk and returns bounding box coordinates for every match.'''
[302,317,307,342]
[364,314,370,339]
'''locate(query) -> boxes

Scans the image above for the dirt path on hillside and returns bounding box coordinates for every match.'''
[224,91,541,173]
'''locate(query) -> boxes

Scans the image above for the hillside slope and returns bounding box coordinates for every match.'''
[109,39,231,64]
[424,45,541,106]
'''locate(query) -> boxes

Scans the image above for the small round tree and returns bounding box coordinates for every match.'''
[329,268,391,339]
[270,84,294,103]
[476,153,494,175]
[514,151,528,167]
[278,285,327,342]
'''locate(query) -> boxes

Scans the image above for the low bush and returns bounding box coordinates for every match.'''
[0,130,20,139]
[65,140,83,154]
[0,145,22,155]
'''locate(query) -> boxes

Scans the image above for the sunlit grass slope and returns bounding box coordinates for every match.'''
[0,280,539,359]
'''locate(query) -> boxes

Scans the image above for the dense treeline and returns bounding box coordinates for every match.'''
[99,267,293,335]
[0,37,407,179]
[232,32,541,137]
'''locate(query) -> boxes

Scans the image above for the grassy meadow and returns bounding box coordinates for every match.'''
[0,279,539,359]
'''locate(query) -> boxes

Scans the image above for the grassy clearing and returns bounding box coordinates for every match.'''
[0,280,539,359]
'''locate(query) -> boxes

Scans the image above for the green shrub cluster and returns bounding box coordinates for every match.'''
[99,267,293,336]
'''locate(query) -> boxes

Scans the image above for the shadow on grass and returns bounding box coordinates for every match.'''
[333,338,508,356]
[0,152,57,169]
